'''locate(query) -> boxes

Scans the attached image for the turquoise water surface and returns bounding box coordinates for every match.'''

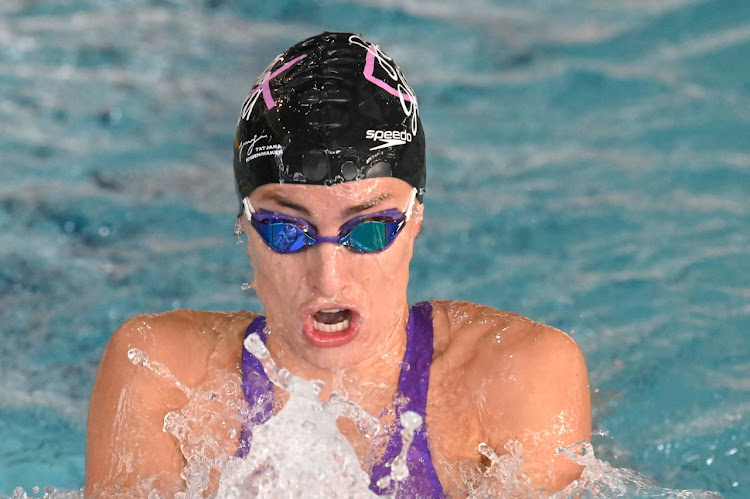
[1,0,748,496]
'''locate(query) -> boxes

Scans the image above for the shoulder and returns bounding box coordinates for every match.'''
[100,308,257,387]
[428,300,590,490]
[86,308,258,494]
[430,299,585,372]
[430,299,589,441]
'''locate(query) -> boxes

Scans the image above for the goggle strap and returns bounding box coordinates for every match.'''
[242,197,256,221]
[404,188,417,222]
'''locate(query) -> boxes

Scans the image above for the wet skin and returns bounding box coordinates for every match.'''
[85,179,591,497]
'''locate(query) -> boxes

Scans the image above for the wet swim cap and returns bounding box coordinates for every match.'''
[233,32,425,213]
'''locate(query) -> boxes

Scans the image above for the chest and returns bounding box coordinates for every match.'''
[423,343,493,493]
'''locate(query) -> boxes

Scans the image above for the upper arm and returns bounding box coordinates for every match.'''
[473,323,591,492]
[85,314,190,496]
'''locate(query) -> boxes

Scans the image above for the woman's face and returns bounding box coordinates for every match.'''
[242,178,422,370]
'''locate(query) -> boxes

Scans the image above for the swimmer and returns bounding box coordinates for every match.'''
[86,32,590,497]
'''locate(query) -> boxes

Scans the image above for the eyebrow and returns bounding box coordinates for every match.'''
[268,195,312,216]
[266,192,393,218]
[342,193,392,217]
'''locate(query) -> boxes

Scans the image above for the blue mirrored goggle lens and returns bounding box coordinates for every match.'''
[343,219,404,253]
[254,220,312,253]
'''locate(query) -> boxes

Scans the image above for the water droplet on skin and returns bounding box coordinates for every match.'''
[127,348,149,367]
[385,410,422,484]
[478,442,499,464]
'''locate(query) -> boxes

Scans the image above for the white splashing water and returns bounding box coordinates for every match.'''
[456,440,720,499]
[6,336,720,498]
[216,333,380,498]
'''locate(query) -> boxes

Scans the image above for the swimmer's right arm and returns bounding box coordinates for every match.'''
[85,314,190,496]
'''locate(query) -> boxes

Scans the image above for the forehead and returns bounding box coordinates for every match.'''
[251,178,413,206]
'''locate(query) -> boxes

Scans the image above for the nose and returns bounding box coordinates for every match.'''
[306,242,350,298]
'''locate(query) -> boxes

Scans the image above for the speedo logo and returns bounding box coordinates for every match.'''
[365,129,412,151]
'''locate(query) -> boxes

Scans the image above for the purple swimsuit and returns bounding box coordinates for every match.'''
[238,301,444,497]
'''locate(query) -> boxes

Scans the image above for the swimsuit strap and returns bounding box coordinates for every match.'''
[369,301,444,497]
[237,315,272,458]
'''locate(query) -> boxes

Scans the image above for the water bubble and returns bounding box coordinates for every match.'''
[241,282,252,291]
[128,348,193,396]
[400,411,422,432]
[392,392,410,410]
[97,225,111,237]
[127,348,149,367]
[276,369,292,390]
[478,442,500,464]
[376,475,392,489]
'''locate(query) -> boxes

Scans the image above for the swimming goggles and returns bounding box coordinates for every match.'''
[243,188,417,254]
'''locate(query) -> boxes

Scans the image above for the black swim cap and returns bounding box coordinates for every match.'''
[233,32,425,212]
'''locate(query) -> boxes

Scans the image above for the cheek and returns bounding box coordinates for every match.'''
[247,239,303,302]
[368,235,415,291]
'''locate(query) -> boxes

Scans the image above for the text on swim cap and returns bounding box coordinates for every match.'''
[366,129,412,151]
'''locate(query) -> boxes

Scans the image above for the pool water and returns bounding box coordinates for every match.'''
[1,0,748,496]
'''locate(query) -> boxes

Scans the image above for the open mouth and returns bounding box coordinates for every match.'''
[312,308,352,333]
[303,306,360,348]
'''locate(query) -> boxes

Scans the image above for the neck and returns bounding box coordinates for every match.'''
[265,303,411,411]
